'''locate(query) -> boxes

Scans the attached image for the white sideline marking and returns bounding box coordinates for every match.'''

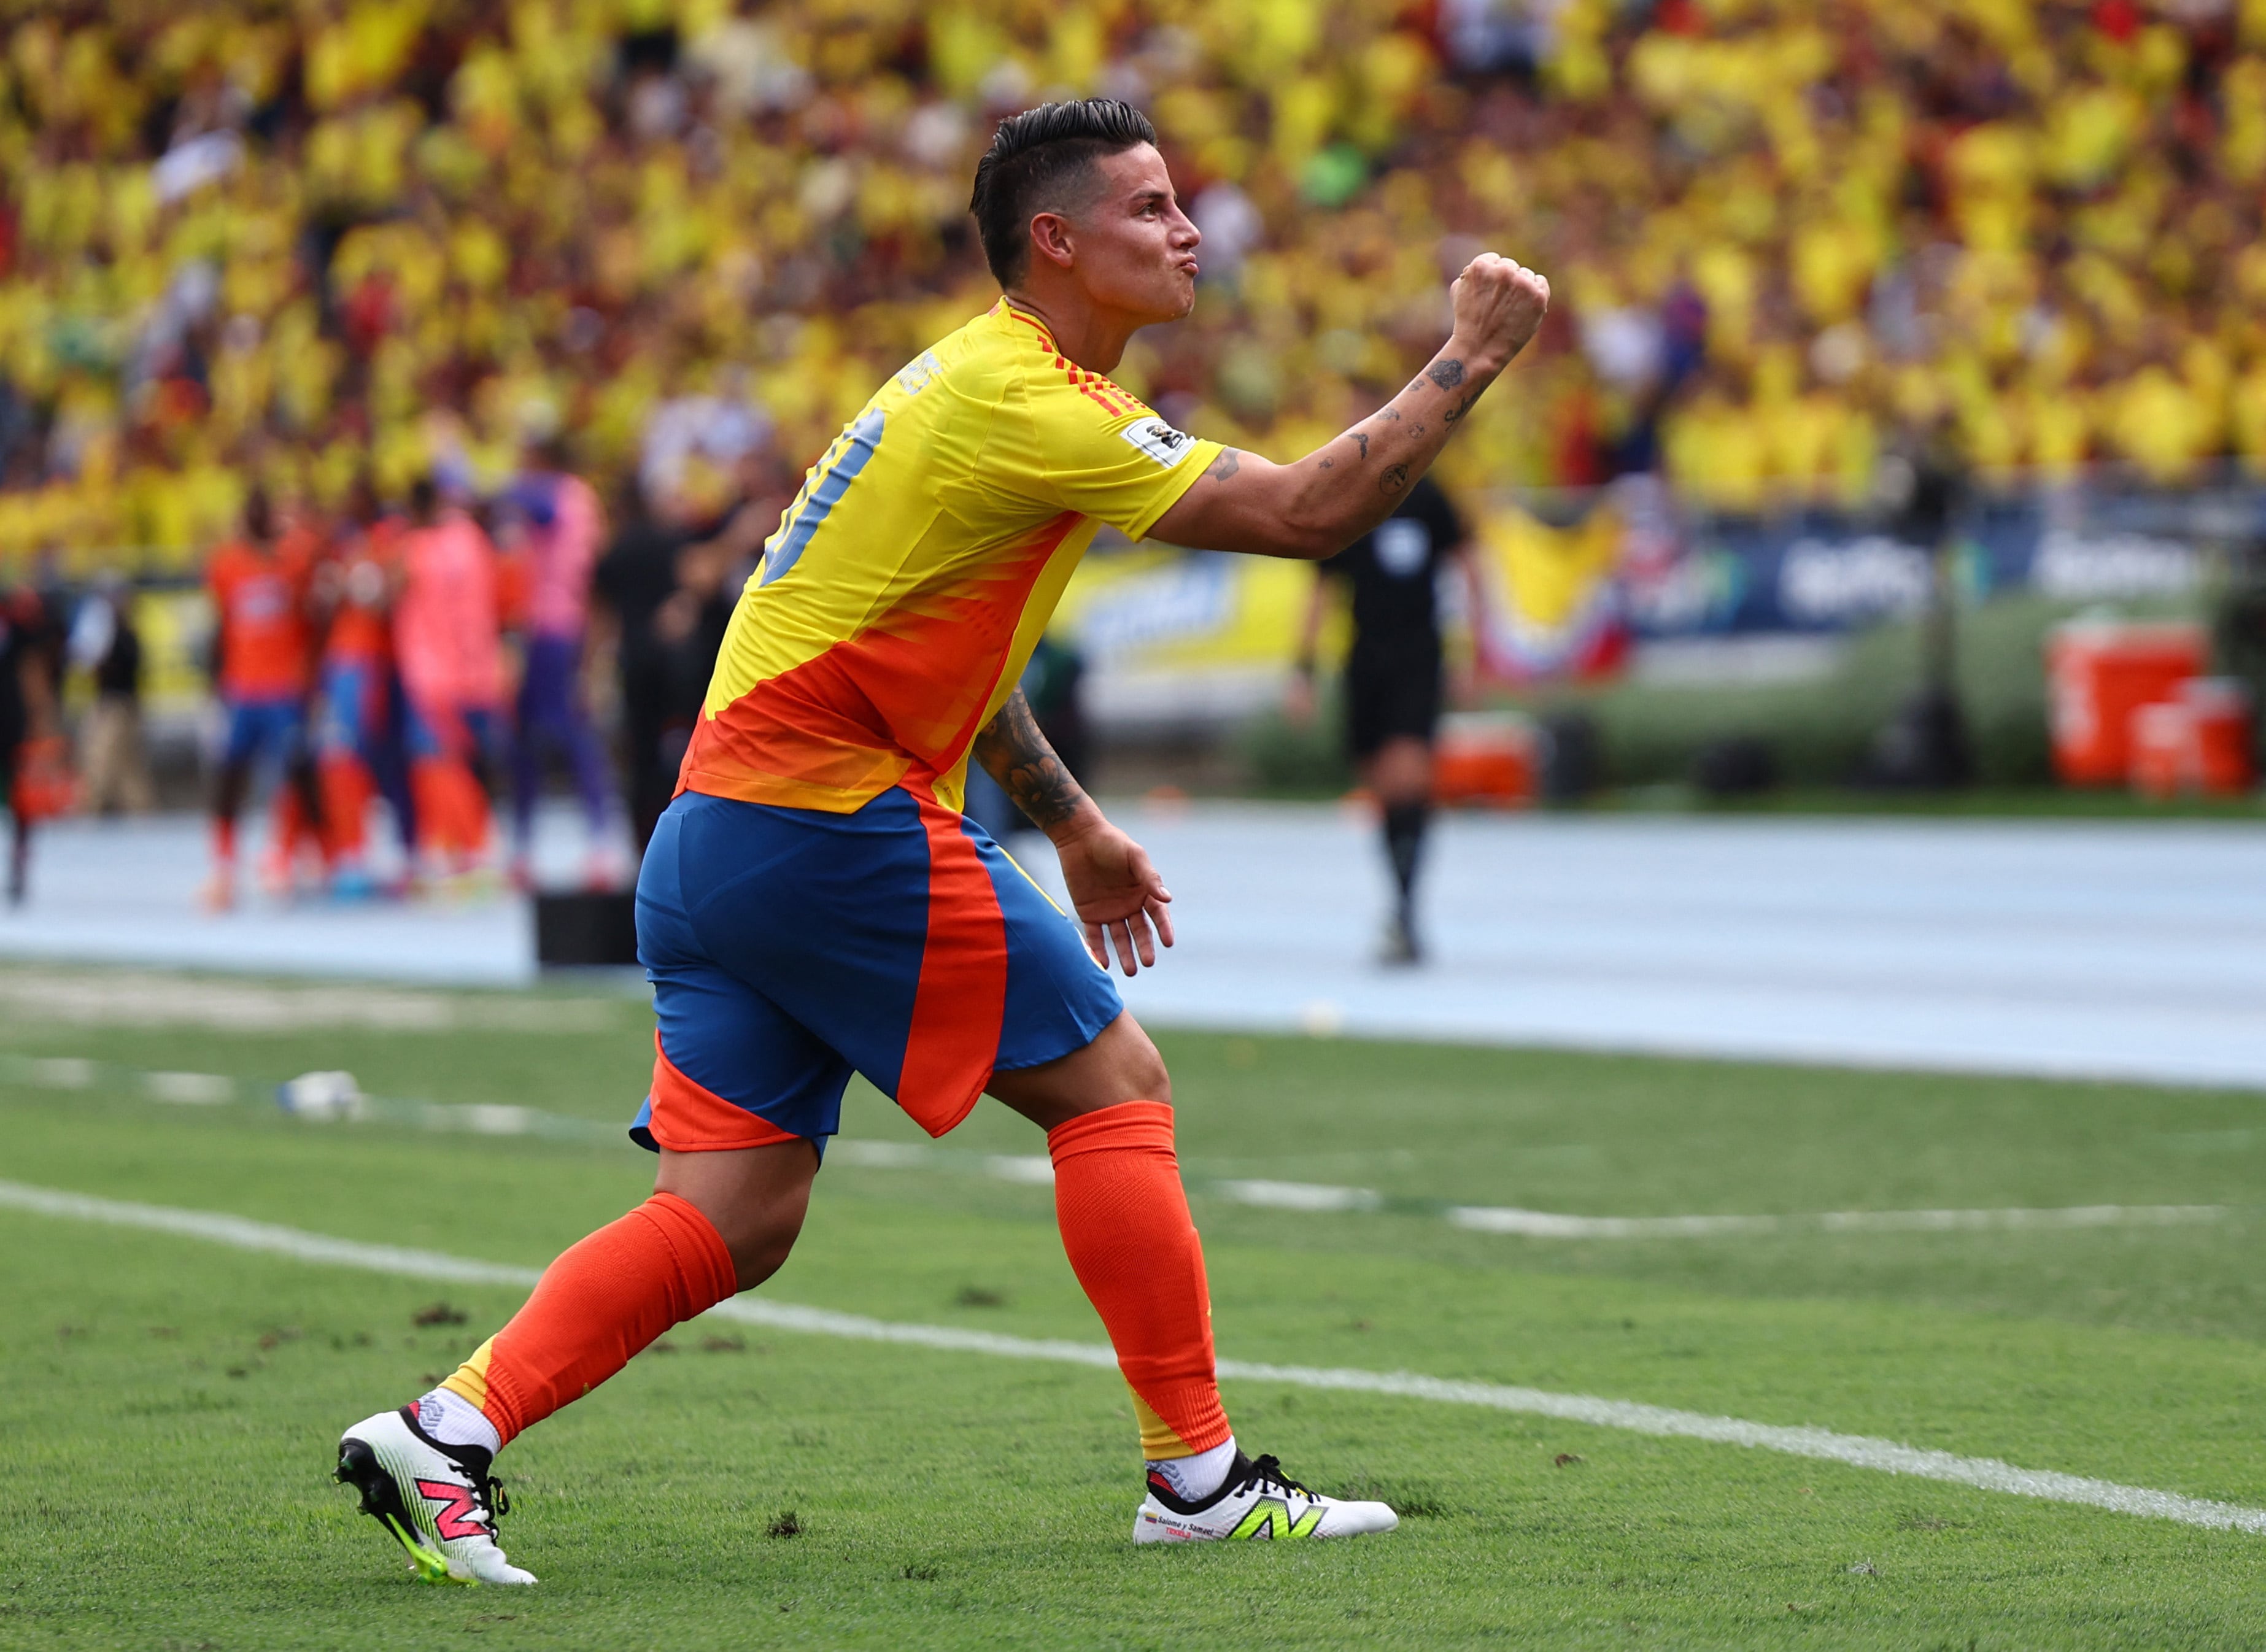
[0,967,625,1034]
[1447,1203,2231,1238]
[5,1178,2264,1537]
[144,1071,235,1106]
[7,1055,2237,1241]
[1218,1179,1383,1213]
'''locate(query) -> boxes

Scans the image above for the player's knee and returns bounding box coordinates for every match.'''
[708,1197,805,1290]
[723,1222,797,1291]
[1089,1016,1170,1108]
[1124,1038,1171,1107]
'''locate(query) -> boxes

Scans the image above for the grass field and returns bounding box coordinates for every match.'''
[4,968,2265,1648]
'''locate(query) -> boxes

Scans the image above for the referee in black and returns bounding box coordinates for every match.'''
[1288,463,1477,965]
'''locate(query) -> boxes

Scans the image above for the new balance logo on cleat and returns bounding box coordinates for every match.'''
[416,1480,489,1543]
[335,1407,536,1585]
[1131,1451,1398,1545]
[1229,1497,1327,1540]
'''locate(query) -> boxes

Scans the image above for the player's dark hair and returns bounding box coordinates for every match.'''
[969,98,1158,288]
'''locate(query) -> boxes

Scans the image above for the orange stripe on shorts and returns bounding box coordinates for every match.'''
[897,787,1008,1137]
[646,1030,804,1152]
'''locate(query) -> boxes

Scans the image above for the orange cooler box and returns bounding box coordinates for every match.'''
[2046,619,2208,786]
[1433,711,1537,808]
[2186,678,2257,795]
[2130,678,2256,800]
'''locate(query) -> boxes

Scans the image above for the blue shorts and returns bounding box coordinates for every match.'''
[221,698,305,768]
[628,785,1123,1156]
[403,699,501,764]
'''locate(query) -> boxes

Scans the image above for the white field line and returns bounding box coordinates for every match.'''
[0,967,626,1033]
[3,1053,2237,1240]
[4,1176,2264,1538]
[1445,1203,2232,1238]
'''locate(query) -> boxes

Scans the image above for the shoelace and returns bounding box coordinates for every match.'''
[1241,1454,1315,1501]
[444,1463,509,1527]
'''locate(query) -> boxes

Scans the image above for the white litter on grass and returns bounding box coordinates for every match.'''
[4,1175,2263,1538]
[276,1071,368,1122]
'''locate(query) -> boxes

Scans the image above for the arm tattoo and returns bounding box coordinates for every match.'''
[1351,431,1369,460]
[972,689,1087,833]
[1374,407,1402,422]
[1379,463,1410,495]
[1426,358,1466,391]
[1320,458,1333,469]
[1442,390,1482,427]
[1205,447,1242,482]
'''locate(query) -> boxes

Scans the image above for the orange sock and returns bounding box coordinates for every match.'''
[1047,1101,1232,1459]
[440,1192,737,1447]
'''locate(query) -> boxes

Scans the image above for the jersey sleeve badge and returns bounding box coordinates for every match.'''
[1121,417,1201,469]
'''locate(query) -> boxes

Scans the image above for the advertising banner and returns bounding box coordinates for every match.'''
[1046,480,2259,716]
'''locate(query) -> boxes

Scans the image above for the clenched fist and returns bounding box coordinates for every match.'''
[1448,253,1551,372]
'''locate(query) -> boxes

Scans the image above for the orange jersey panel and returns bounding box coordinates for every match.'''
[322,517,403,663]
[395,514,505,708]
[207,539,314,700]
[679,300,1220,814]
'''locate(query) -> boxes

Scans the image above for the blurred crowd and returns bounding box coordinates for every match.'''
[0,1,2260,633]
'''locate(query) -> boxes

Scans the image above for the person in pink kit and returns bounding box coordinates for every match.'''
[394,476,506,876]
[505,437,614,888]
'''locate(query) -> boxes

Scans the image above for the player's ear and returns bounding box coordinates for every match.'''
[1027,210,1078,274]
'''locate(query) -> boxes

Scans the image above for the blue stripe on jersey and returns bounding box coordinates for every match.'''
[761,407,886,587]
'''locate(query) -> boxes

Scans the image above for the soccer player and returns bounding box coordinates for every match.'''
[503,437,614,889]
[336,98,1548,1582]
[202,489,319,909]
[0,579,58,905]
[393,477,507,878]
[309,477,414,895]
[1288,448,1479,964]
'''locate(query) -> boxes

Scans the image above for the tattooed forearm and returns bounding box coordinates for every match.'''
[972,689,1089,833]
[1426,358,1466,390]
[1205,447,1242,482]
[1379,463,1410,495]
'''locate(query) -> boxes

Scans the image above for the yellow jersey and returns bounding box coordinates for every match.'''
[678,298,1221,814]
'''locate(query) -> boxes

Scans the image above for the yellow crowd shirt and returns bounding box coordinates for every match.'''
[677,298,1221,814]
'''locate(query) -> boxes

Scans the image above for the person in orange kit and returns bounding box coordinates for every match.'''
[334,100,1549,1582]
[203,488,320,909]
[392,476,506,880]
[309,476,416,896]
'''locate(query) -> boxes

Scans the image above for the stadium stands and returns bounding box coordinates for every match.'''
[2,0,2265,575]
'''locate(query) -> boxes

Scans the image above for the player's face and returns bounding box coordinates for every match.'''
[1070,144,1201,325]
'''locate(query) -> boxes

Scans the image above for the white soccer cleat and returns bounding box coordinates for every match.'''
[335,1407,536,1585]
[1132,1451,1399,1543]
